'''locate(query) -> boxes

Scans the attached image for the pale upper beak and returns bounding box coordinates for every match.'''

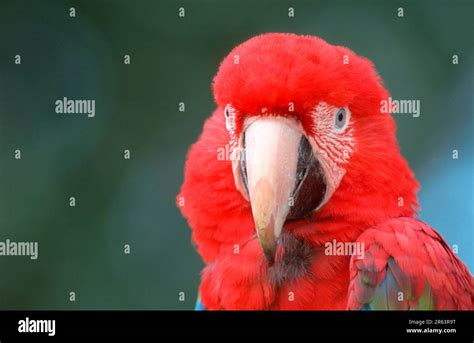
[238,116,326,264]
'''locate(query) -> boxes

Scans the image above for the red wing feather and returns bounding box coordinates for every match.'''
[347,217,472,310]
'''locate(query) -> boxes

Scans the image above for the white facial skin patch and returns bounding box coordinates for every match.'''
[308,102,354,209]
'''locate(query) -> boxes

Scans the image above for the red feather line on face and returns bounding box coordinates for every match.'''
[175,33,468,310]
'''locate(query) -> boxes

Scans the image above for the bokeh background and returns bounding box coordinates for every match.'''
[0,0,472,309]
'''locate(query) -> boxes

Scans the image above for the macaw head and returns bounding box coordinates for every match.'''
[210,33,419,263]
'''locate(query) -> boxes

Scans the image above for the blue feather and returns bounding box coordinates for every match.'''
[195,293,205,310]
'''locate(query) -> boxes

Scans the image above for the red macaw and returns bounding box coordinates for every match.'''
[177,33,473,310]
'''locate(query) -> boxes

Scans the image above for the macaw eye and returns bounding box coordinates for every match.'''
[224,105,235,131]
[224,105,231,119]
[334,108,348,130]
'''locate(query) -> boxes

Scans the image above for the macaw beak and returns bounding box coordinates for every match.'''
[239,116,327,264]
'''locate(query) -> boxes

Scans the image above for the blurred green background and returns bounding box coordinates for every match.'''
[0,0,472,309]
